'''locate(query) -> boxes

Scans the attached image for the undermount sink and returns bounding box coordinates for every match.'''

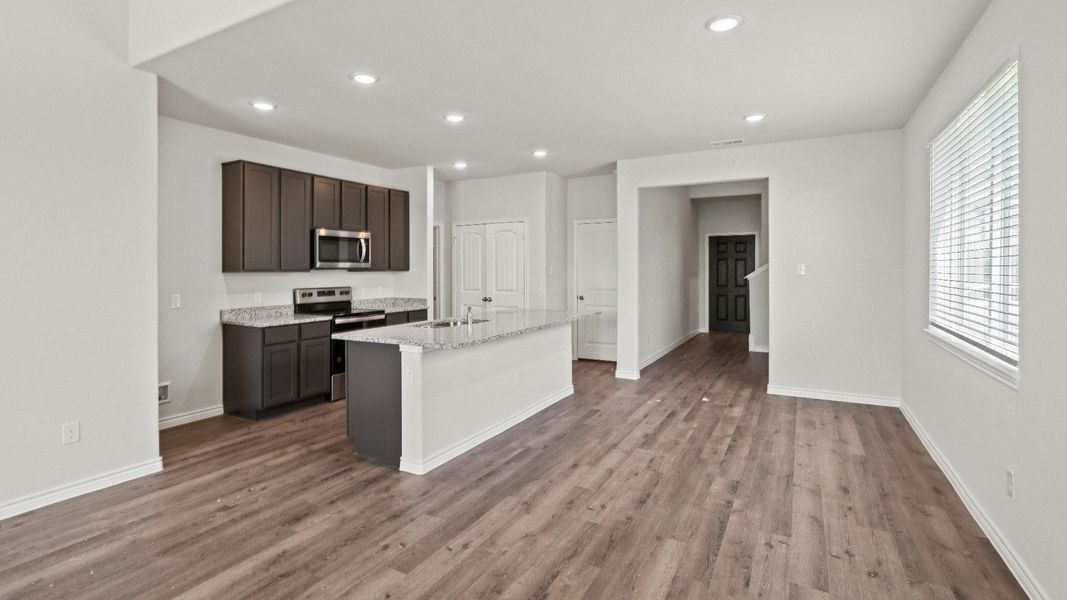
[415,318,488,328]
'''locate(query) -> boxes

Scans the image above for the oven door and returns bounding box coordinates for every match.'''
[329,313,387,401]
[312,229,371,270]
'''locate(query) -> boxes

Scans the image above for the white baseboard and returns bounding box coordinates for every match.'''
[614,369,641,380]
[900,403,1048,600]
[639,330,700,370]
[400,385,575,475]
[0,457,163,522]
[766,385,900,407]
[159,404,223,430]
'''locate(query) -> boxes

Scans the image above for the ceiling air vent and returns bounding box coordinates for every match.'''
[709,138,744,148]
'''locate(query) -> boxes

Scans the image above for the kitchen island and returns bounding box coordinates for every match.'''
[333,310,588,474]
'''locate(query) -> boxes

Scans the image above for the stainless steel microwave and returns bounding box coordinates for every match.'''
[312,229,371,270]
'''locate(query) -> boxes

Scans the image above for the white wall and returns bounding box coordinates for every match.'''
[0,0,161,514]
[446,172,563,311]
[901,1,1066,597]
[544,173,567,310]
[638,186,698,367]
[158,117,431,424]
[617,131,903,403]
[433,180,450,318]
[689,179,770,264]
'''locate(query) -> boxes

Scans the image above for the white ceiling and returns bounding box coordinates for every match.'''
[146,0,990,181]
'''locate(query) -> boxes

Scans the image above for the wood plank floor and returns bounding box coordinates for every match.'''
[0,333,1024,599]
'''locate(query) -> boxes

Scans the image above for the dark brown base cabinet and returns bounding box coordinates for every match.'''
[223,321,333,420]
[222,160,410,273]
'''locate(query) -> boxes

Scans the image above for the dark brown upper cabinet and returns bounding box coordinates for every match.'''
[312,176,341,229]
[279,170,312,271]
[221,160,408,272]
[222,161,280,272]
[366,186,390,271]
[340,181,367,231]
[389,189,409,271]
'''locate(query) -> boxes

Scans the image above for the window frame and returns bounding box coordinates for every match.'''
[925,52,1021,389]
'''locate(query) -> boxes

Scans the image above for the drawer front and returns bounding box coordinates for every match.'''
[300,320,331,339]
[385,312,407,326]
[407,310,428,323]
[263,325,298,345]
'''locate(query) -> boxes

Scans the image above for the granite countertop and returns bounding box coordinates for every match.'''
[220,297,428,328]
[332,309,592,351]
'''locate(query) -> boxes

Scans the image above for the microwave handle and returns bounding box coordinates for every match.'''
[359,238,369,263]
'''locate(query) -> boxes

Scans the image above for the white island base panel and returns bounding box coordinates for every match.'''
[397,324,573,474]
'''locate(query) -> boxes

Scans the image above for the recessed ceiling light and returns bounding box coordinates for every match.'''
[444,114,465,123]
[350,72,378,85]
[251,101,276,111]
[707,14,743,33]
[533,150,548,158]
[453,161,468,169]
[744,113,766,123]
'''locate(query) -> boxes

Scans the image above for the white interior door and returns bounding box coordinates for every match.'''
[485,222,526,317]
[453,224,487,317]
[576,220,618,361]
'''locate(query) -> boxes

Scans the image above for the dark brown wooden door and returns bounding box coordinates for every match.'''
[340,181,367,231]
[366,186,390,270]
[388,189,409,271]
[263,342,299,408]
[279,170,312,271]
[241,163,280,271]
[299,338,331,398]
[709,235,755,333]
[312,176,341,229]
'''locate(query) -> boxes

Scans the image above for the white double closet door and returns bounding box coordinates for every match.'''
[453,221,526,318]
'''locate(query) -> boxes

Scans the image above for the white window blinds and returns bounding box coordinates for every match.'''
[929,61,1019,365]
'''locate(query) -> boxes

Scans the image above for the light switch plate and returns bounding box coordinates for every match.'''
[62,421,80,445]
[170,294,181,309]
[796,264,807,276]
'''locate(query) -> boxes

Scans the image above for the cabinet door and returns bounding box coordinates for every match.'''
[280,170,312,271]
[312,176,341,229]
[385,312,406,326]
[407,310,428,323]
[340,181,367,231]
[242,163,280,271]
[366,186,390,270]
[299,338,331,399]
[263,342,299,408]
[389,189,409,271]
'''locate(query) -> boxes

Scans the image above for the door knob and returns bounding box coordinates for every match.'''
[487,297,493,302]
[481,296,487,302]
[577,295,585,301]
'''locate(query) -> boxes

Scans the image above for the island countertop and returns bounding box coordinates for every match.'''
[333,309,590,351]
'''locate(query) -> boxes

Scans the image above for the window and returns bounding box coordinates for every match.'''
[929,61,1019,368]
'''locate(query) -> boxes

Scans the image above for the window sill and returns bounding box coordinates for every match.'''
[924,328,1019,390]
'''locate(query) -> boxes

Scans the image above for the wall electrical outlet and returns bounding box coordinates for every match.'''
[405,367,414,385]
[158,382,170,404]
[796,263,807,276]
[1006,469,1015,499]
[170,294,181,309]
[253,292,263,303]
[62,421,80,445]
